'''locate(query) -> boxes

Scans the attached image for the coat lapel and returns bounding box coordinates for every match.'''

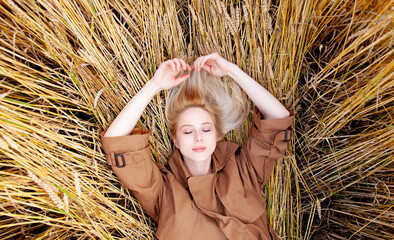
[166,142,269,239]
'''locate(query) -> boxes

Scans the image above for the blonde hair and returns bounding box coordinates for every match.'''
[165,69,249,138]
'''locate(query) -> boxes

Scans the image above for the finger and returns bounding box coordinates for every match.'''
[194,56,206,70]
[167,60,177,72]
[199,56,210,71]
[192,57,200,70]
[179,59,191,71]
[210,52,219,58]
[186,64,192,71]
[173,58,181,72]
[184,61,192,71]
[169,59,178,72]
[201,65,212,73]
[192,57,199,71]
[174,73,190,85]
[195,56,205,71]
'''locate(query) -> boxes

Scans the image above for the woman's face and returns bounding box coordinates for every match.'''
[173,107,219,163]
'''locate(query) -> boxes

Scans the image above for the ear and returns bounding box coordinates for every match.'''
[173,138,179,148]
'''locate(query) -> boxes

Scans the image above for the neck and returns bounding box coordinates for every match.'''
[184,157,212,177]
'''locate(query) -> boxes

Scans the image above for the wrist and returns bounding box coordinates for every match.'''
[146,79,162,95]
[226,63,241,79]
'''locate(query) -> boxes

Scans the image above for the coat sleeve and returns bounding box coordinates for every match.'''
[241,107,294,189]
[100,128,163,221]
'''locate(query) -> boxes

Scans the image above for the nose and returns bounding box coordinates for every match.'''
[194,131,203,142]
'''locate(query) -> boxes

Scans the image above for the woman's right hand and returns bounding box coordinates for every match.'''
[151,58,191,90]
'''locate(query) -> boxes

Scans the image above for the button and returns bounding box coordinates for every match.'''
[114,153,126,168]
[284,127,292,142]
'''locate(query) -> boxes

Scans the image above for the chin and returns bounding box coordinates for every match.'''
[188,152,213,162]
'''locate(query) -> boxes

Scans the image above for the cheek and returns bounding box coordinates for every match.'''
[205,134,218,150]
[207,132,219,143]
[174,134,191,149]
[173,132,181,148]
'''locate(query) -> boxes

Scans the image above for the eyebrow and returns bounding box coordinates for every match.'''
[180,122,213,129]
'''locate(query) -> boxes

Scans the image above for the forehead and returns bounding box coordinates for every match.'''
[177,107,215,128]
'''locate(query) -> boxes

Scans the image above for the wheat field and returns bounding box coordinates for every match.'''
[0,0,393,239]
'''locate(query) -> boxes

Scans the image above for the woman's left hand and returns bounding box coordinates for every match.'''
[151,58,191,90]
[192,53,234,77]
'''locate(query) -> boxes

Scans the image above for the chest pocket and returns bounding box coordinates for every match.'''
[215,158,266,223]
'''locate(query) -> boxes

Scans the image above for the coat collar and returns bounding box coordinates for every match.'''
[168,141,239,188]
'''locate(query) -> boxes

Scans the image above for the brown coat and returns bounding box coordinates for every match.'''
[101,109,294,239]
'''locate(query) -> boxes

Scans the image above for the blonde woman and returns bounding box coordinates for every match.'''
[101,53,294,239]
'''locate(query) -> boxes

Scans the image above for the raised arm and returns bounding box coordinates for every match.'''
[193,53,289,120]
[104,58,191,137]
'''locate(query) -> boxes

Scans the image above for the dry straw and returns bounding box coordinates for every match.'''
[0,0,393,239]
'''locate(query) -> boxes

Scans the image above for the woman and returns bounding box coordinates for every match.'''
[101,53,294,239]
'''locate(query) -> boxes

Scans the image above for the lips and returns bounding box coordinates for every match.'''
[192,146,206,152]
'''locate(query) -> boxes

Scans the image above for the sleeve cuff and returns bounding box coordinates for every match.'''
[252,107,294,132]
[100,128,150,155]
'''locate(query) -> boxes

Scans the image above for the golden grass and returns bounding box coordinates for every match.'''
[0,0,393,239]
